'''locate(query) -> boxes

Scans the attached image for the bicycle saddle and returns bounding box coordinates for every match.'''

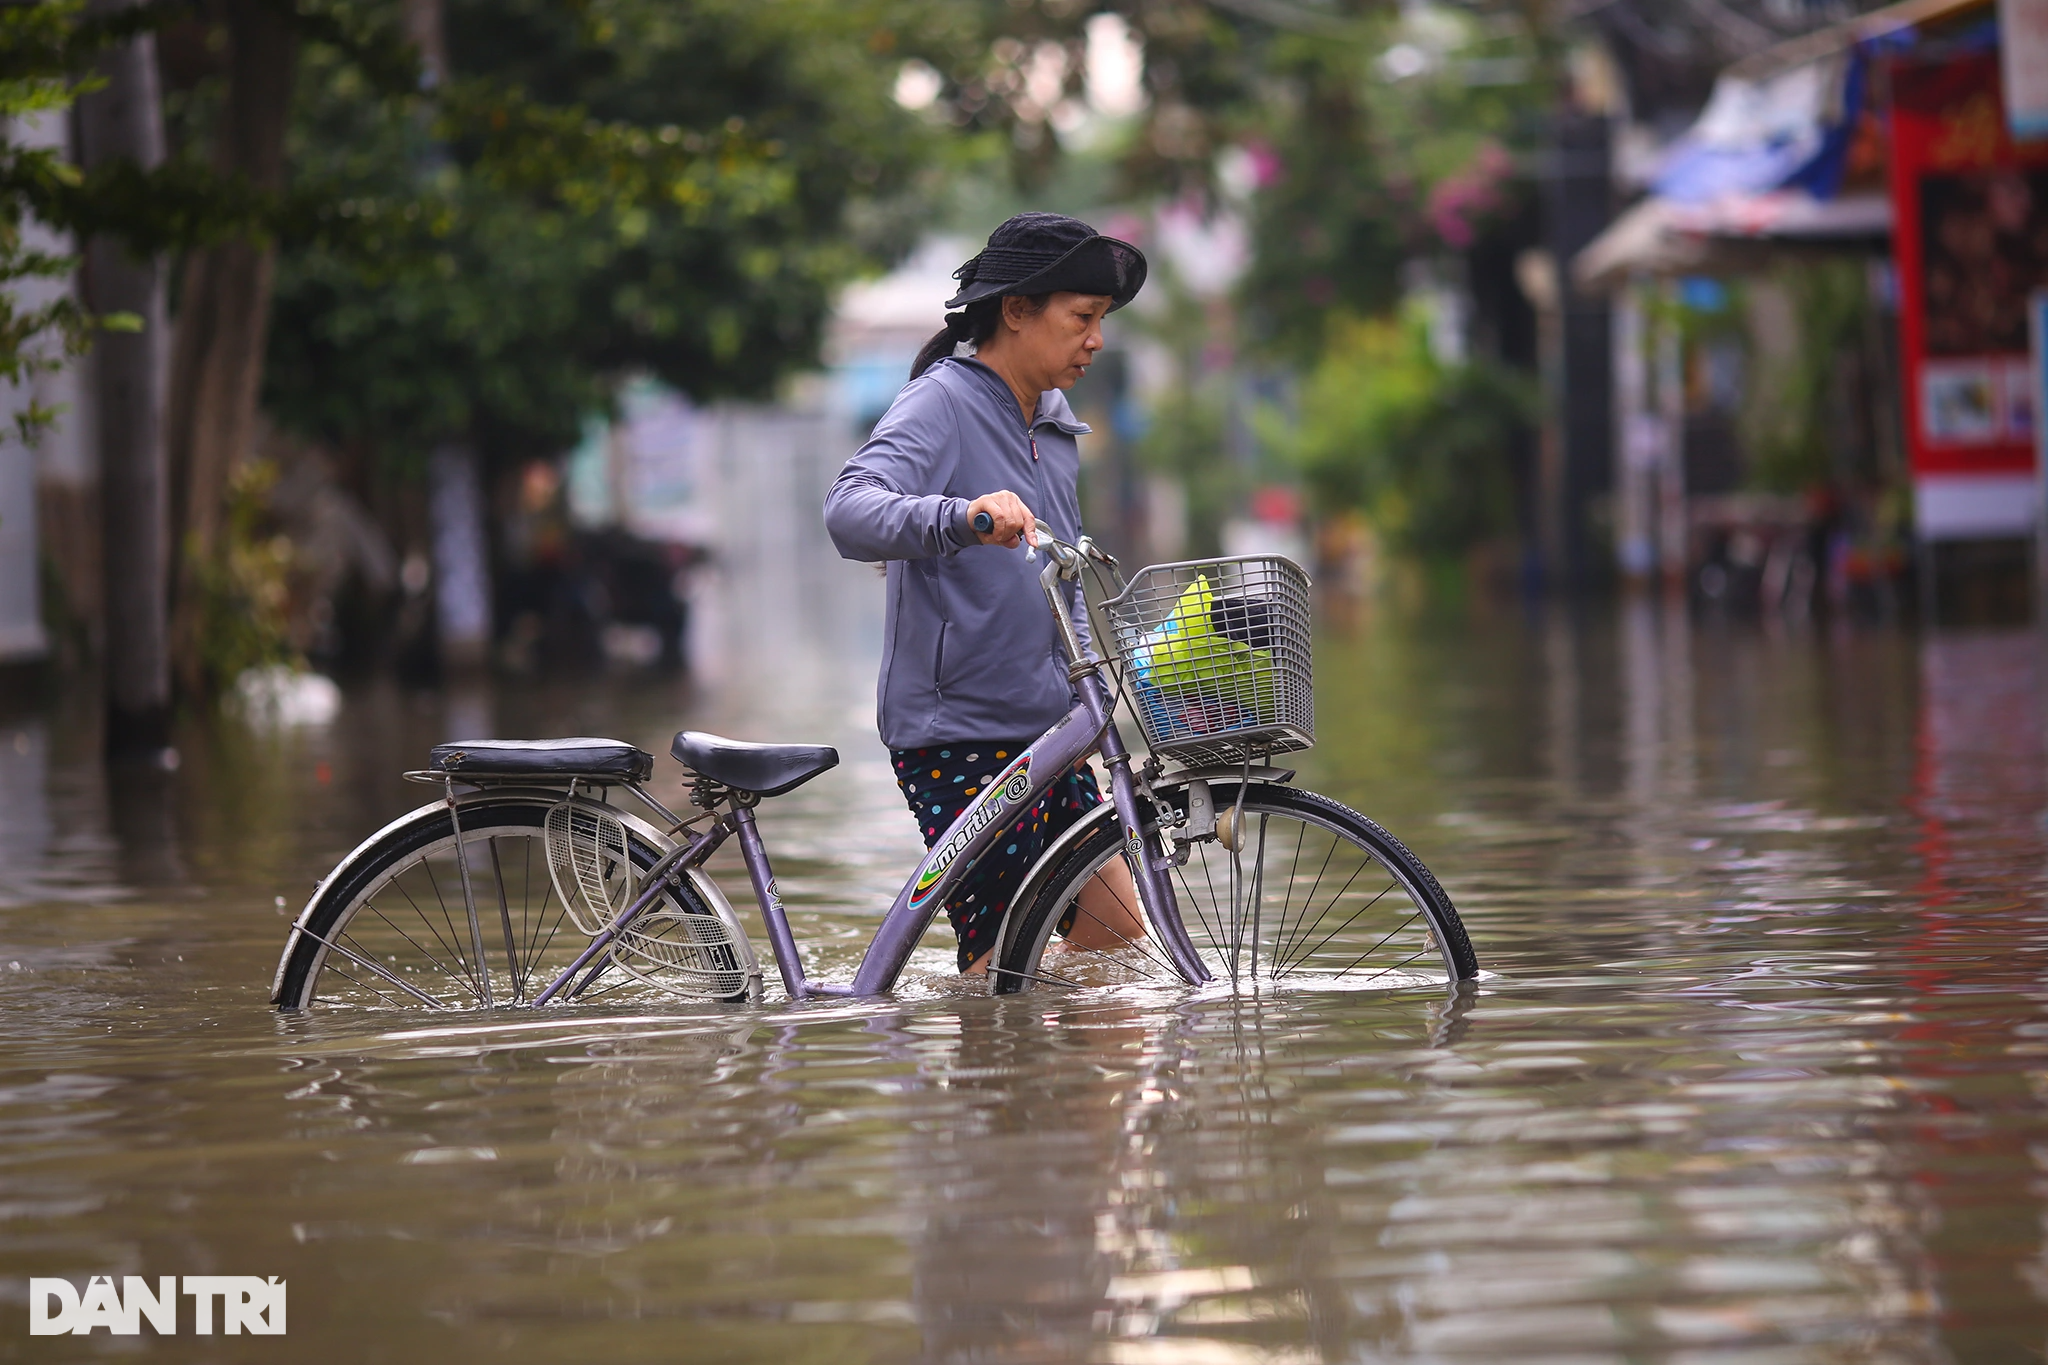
[671,731,839,798]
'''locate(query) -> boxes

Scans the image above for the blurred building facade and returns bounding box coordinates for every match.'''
[1567,0,2047,620]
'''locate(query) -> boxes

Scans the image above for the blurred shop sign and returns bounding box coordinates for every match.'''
[1888,52,2048,538]
[2032,292,2048,549]
[565,378,713,546]
[2002,0,2048,139]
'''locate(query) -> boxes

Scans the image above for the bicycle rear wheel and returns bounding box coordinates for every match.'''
[993,783,1475,994]
[272,794,760,1012]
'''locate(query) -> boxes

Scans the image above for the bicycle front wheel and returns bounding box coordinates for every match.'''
[272,794,760,1012]
[994,783,1476,994]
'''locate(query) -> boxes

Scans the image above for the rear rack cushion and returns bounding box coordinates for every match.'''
[429,737,654,781]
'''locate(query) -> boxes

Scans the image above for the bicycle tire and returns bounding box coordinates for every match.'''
[993,783,1476,994]
[273,793,760,1012]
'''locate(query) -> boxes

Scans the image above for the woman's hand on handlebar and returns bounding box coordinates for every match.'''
[967,491,1038,549]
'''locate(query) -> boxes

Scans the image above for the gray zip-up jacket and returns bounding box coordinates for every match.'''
[824,355,1095,749]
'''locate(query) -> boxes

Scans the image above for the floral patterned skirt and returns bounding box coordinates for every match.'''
[890,741,1103,971]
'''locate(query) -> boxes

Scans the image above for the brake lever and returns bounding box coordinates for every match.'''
[973,510,1054,562]
[1076,535,1118,569]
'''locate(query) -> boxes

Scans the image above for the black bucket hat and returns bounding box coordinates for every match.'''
[945,212,1148,312]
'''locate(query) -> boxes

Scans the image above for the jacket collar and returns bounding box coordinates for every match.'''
[941,356,1093,436]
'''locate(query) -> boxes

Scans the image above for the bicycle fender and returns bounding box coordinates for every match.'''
[992,800,1121,964]
[1156,763,1298,786]
[272,795,451,1003]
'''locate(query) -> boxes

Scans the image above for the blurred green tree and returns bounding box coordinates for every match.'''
[0,0,136,446]
[1269,307,1531,561]
[913,1,1545,364]
[6,0,947,688]
[264,0,944,467]
[1241,7,1543,363]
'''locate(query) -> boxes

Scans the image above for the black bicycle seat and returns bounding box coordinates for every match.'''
[429,737,654,780]
[671,731,839,798]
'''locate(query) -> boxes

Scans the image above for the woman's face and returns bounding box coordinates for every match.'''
[1001,291,1113,390]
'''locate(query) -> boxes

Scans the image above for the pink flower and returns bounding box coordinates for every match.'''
[1427,141,1512,249]
[1243,138,1282,188]
[1103,211,1149,245]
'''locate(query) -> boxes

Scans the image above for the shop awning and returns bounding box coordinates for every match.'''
[1721,0,1990,82]
[1574,0,1989,290]
[1573,190,1891,290]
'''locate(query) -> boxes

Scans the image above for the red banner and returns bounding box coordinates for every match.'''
[1888,52,2048,479]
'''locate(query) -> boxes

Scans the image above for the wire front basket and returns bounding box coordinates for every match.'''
[1103,555,1313,767]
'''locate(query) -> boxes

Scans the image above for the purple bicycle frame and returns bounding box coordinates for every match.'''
[529,669,1209,1006]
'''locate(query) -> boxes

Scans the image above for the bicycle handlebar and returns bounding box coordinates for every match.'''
[969,509,1075,568]
[969,505,1118,593]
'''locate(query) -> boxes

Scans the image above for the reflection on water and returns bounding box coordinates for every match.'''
[4,594,2048,1361]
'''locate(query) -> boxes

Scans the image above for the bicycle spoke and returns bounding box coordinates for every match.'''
[488,837,521,1001]
[381,876,469,981]
[524,877,572,990]
[353,905,472,995]
[1085,870,1175,973]
[1330,934,1430,983]
[1175,860,1230,963]
[989,963,1088,989]
[1287,880,1400,974]
[1053,872,1172,980]
[308,924,448,1007]
[1223,868,1239,965]
[1190,846,1231,956]
[410,862,486,1000]
[1271,855,1378,974]
[519,839,575,997]
[1270,819,1307,975]
[519,836,541,971]
[322,961,411,1009]
[1062,913,1169,979]
[350,838,553,1006]
[570,969,635,1001]
[1247,813,1270,980]
[1274,831,1344,971]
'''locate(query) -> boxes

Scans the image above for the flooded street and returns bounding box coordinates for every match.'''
[4,598,2048,1362]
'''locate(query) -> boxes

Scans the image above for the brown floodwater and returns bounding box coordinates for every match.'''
[3,601,2047,1363]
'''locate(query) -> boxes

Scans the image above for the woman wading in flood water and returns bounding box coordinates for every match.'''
[823,213,1151,975]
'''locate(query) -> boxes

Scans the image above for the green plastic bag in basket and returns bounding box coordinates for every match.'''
[1130,574,1275,723]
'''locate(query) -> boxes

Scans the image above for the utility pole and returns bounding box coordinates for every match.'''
[1542,109,1615,595]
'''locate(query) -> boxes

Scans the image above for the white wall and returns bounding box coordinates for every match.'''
[0,111,85,664]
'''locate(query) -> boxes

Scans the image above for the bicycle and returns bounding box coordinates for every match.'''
[271,527,1478,1012]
